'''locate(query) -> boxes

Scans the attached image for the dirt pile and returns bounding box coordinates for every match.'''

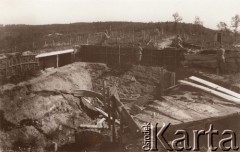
[0,62,171,151]
[0,63,94,151]
[86,64,171,99]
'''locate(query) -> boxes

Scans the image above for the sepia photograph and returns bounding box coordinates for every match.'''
[0,0,240,151]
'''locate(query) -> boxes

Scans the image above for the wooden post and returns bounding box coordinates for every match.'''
[20,58,22,73]
[103,80,107,110]
[118,45,121,65]
[105,46,107,63]
[56,55,59,68]
[171,72,176,86]
[133,30,135,43]
[107,89,111,130]
[119,114,123,145]
[151,50,153,66]
[173,72,176,86]
[112,100,116,142]
[160,68,164,95]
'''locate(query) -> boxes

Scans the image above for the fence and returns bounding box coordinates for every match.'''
[0,54,39,82]
[76,45,185,68]
[0,45,178,86]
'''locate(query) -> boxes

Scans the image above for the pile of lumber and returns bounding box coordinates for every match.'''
[178,76,240,104]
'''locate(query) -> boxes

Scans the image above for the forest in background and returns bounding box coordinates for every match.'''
[0,21,239,53]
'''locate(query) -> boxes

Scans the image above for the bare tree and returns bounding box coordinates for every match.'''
[231,14,240,41]
[217,22,228,31]
[173,12,183,32]
[173,12,183,23]
[194,16,203,26]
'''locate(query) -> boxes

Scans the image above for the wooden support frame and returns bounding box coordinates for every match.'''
[109,86,142,138]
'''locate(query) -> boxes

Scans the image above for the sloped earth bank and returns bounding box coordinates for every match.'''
[0,62,168,151]
[0,62,105,152]
[87,63,171,99]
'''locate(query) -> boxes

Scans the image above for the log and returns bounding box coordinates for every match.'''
[189,76,240,99]
[178,80,240,104]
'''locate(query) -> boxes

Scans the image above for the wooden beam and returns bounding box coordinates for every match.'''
[189,76,240,99]
[103,80,107,110]
[178,80,240,104]
[109,86,142,137]
[74,89,104,101]
[79,124,108,129]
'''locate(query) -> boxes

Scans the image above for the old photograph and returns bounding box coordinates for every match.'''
[0,0,240,151]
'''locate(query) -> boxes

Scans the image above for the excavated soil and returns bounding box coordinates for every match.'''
[0,62,169,151]
[87,64,172,99]
[0,62,97,151]
[1,61,240,151]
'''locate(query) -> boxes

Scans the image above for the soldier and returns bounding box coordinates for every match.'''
[175,34,183,48]
[135,43,143,65]
[100,30,110,45]
[216,45,225,75]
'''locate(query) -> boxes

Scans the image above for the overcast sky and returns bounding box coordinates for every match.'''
[0,0,239,29]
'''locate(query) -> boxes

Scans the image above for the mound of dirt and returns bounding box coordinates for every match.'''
[86,64,172,99]
[0,62,172,151]
[0,62,95,151]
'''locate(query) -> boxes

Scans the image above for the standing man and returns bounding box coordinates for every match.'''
[100,29,110,45]
[216,45,226,75]
[175,34,183,48]
[135,43,143,65]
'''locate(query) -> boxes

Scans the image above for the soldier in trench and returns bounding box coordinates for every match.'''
[135,43,143,65]
[173,34,183,48]
[216,45,226,75]
[100,30,110,45]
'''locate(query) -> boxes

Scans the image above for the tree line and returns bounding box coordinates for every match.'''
[0,13,239,53]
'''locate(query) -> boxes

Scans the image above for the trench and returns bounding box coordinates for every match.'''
[2,62,240,151]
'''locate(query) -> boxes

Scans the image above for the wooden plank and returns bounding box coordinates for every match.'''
[189,76,240,99]
[79,124,107,129]
[74,89,104,101]
[178,80,240,104]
